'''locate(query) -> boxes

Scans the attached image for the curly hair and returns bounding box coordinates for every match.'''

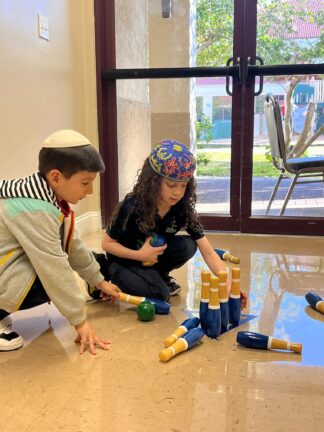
[109,158,203,234]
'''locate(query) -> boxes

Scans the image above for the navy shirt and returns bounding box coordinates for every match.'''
[106,197,204,267]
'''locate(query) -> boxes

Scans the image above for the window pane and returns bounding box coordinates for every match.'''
[114,1,234,214]
[251,76,324,217]
[257,0,323,66]
[116,77,232,215]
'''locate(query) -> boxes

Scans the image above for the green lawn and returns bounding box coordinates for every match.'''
[197,150,278,177]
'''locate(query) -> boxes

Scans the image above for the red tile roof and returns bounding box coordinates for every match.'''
[268,0,322,39]
[196,77,226,86]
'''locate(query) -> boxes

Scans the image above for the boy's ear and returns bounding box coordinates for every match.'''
[46,169,63,185]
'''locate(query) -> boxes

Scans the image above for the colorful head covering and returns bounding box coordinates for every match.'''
[149,139,196,182]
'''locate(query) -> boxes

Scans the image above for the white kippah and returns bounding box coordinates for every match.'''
[42,129,91,148]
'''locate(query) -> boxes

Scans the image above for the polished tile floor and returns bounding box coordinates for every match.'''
[1,232,324,432]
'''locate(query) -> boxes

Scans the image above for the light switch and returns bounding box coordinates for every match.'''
[38,14,49,41]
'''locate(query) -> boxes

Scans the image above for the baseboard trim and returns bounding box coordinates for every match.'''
[75,211,102,238]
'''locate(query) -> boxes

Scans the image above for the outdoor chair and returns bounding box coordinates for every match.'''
[264,93,324,215]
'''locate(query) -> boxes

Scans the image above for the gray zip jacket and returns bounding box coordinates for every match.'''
[0,174,104,326]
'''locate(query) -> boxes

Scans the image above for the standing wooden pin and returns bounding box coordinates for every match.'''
[218,270,229,333]
[205,275,221,339]
[200,270,211,332]
[228,267,241,326]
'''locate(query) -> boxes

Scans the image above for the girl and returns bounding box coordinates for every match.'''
[92,139,247,305]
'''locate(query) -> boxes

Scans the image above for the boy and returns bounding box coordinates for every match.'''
[0,130,120,354]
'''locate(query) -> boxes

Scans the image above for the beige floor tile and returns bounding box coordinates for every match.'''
[1,232,324,432]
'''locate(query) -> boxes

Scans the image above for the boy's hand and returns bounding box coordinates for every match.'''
[74,320,111,355]
[96,280,121,301]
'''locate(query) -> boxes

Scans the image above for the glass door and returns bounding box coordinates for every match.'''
[94,0,324,235]
[241,0,324,234]
[95,0,245,231]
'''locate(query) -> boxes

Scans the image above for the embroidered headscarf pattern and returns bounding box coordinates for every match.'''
[149,139,196,182]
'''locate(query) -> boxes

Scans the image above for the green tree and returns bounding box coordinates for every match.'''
[196,0,324,156]
[196,0,323,66]
[197,114,213,143]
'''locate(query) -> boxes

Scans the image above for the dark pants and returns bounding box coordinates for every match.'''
[0,277,50,321]
[95,235,197,302]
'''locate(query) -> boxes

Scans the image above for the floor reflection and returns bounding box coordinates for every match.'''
[2,232,324,432]
[185,249,324,366]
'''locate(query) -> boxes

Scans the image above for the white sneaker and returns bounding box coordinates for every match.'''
[1,316,12,328]
[0,318,24,352]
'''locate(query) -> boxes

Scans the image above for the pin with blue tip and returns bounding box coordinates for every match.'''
[236,331,302,353]
[218,270,229,333]
[305,292,324,315]
[163,317,200,347]
[146,297,170,314]
[205,275,221,339]
[215,248,240,264]
[228,267,241,326]
[159,327,205,362]
[119,292,170,314]
[200,270,210,332]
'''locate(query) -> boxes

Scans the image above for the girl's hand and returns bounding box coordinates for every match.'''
[226,280,247,310]
[74,320,111,355]
[240,291,248,309]
[140,236,167,263]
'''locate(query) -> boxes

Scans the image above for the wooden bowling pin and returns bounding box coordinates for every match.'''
[305,292,324,314]
[218,270,229,333]
[215,248,240,264]
[159,328,205,362]
[119,292,170,314]
[200,270,211,331]
[237,331,302,353]
[163,317,200,347]
[205,275,221,339]
[228,267,241,326]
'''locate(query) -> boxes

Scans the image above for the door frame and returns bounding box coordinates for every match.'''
[94,0,324,235]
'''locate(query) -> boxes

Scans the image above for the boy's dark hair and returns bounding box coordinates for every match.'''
[38,145,105,178]
[109,157,203,234]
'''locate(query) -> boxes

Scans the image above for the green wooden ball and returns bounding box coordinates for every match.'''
[136,301,155,322]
